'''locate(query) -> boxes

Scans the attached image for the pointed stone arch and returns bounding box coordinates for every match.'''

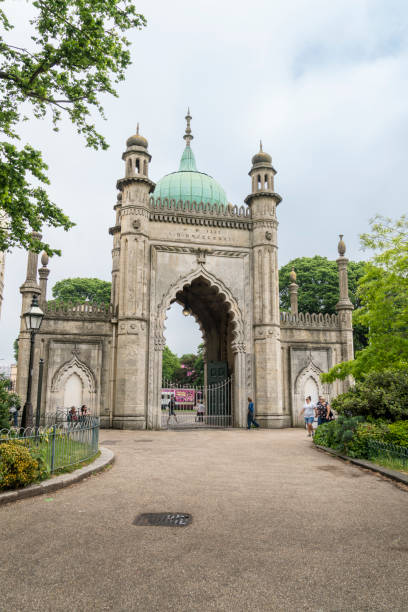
[155,266,245,346]
[147,266,248,430]
[292,358,324,427]
[49,354,97,414]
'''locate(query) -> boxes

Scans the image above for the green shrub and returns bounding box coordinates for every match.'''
[347,421,388,458]
[331,368,408,422]
[314,416,364,453]
[0,441,39,489]
[384,421,408,447]
[28,445,50,482]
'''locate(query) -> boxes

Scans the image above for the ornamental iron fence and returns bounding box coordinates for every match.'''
[367,439,408,470]
[0,416,99,473]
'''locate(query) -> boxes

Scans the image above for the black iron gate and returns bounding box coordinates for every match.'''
[161,377,232,429]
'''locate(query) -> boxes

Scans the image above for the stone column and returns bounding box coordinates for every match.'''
[289,267,299,315]
[336,235,354,390]
[38,252,50,306]
[232,343,247,427]
[16,233,42,404]
[247,203,288,428]
[245,145,290,428]
[113,154,155,428]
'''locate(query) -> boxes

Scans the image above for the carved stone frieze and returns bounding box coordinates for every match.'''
[121,206,149,218]
[153,244,248,258]
[150,212,251,229]
[118,320,147,335]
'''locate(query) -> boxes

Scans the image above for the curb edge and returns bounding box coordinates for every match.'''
[0,446,115,506]
[315,444,408,486]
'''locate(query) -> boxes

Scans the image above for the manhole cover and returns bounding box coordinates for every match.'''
[133,513,192,527]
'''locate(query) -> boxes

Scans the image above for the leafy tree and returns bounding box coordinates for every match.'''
[162,344,205,386]
[193,343,205,386]
[51,277,111,305]
[331,369,408,422]
[0,1,146,254]
[162,346,180,382]
[0,376,20,429]
[279,256,368,351]
[13,338,18,361]
[322,216,408,382]
[279,256,366,313]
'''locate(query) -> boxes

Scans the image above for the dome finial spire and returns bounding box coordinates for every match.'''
[260,140,263,152]
[183,108,193,147]
[136,122,139,135]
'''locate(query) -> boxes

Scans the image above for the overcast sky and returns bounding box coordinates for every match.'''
[1,0,408,367]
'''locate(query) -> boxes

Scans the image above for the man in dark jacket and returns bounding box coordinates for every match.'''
[247,397,260,429]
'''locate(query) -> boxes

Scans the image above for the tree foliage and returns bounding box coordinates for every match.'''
[322,216,408,382]
[51,277,111,305]
[279,256,366,314]
[331,369,408,422]
[161,344,205,386]
[0,376,20,429]
[279,256,368,351]
[162,346,180,382]
[0,0,146,254]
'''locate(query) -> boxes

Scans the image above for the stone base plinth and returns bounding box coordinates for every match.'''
[100,416,111,429]
[256,414,291,429]
[112,416,146,430]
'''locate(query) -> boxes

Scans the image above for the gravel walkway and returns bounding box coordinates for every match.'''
[1,428,407,611]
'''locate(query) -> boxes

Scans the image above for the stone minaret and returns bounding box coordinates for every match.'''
[336,235,354,365]
[113,126,155,429]
[289,267,299,315]
[16,234,42,402]
[245,143,288,427]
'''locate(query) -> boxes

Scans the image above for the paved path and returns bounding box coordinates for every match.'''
[1,429,407,611]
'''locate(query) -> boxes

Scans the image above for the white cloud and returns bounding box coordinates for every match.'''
[1,0,408,362]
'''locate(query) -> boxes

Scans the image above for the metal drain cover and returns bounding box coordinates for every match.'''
[133,513,192,527]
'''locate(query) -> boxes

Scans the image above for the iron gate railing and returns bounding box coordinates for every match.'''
[161,377,233,429]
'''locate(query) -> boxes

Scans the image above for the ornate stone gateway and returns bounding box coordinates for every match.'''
[16,112,354,429]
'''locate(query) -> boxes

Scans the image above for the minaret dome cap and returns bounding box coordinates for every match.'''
[126,123,148,149]
[252,141,272,166]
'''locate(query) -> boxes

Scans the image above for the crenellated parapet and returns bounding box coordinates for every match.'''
[280,311,340,329]
[45,301,112,321]
[149,197,251,228]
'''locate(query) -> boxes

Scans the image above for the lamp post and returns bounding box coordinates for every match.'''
[20,294,44,430]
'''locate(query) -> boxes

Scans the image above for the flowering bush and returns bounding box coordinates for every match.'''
[0,441,39,490]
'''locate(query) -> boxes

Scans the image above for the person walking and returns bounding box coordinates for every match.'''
[9,405,18,427]
[316,396,331,426]
[299,396,316,437]
[247,397,260,429]
[196,401,205,423]
[167,395,178,426]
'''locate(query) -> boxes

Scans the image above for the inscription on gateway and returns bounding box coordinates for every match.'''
[175,228,229,242]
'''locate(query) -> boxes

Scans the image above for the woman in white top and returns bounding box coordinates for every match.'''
[299,396,316,437]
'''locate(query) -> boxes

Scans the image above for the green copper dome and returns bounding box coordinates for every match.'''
[153,144,228,206]
[153,110,228,206]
